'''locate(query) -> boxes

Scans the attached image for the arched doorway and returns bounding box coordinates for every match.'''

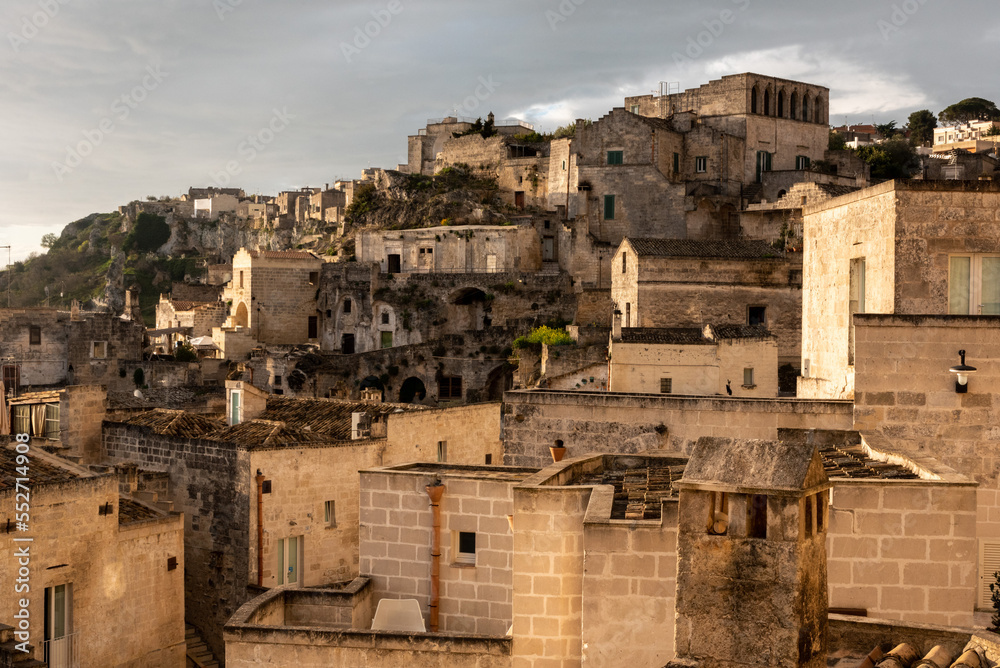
[485,364,514,401]
[445,288,489,333]
[399,376,427,403]
[235,302,249,328]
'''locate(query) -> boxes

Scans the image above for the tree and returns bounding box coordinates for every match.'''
[985,125,1000,137]
[828,130,847,151]
[174,342,197,362]
[40,233,58,249]
[854,137,919,181]
[907,109,937,145]
[875,121,898,139]
[123,212,170,254]
[939,97,1000,124]
[991,570,1000,633]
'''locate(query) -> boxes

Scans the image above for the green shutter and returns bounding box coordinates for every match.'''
[673,153,679,172]
[604,195,616,220]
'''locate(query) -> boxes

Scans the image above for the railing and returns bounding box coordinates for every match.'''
[44,633,80,668]
[424,116,534,130]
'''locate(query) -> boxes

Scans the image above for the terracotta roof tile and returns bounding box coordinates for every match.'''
[118,496,166,524]
[120,409,225,438]
[210,419,325,449]
[620,328,709,345]
[0,443,86,491]
[248,250,318,260]
[626,238,785,260]
[257,397,421,441]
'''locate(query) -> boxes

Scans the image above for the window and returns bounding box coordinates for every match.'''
[673,152,680,173]
[3,365,19,391]
[625,302,631,328]
[306,316,318,339]
[849,258,866,364]
[815,493,825,532]
[803,495,814,538]
[341,333,355,354]
[707,492,728,535]
[485,454,492,465]
[380,331,393,349]
[561,160,566,171]
[622,251,627,274]
[439,376,463,400]
[437,440,447,462]
[381,312,390,325]
[44,583,73,665]
[13,405,30,436]
[748,494,768,539]
[748,306,766,326]
[980,540,1000,608]
[751,86,758,114]
[454,531,476,565]
[603,194,615,220]
[308,271,319,285]
[91,341,107,359]
[743,368,755,388]
[239,271,244,288]
[607,150,623,165]
[755,151,772,183]
[273,375,282,386]
[343,298,352,314]
[277,536,303,585]
[949,255,1000,315]
[229,389,242,426]
[45,404,59,440]
[660,378,672,394]
[324,500,336,527]
[695,156,707,173]
[795,155,811,170]
[29,326,41,346]
[630,104,640,114]
[387,254,401,273]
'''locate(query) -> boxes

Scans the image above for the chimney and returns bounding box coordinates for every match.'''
[611,309,622,341]
[70,300,81,321]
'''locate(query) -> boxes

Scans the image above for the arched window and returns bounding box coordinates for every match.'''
[751,86,758,114]
[814,97,823,124]
[777,90,785,118]
[802,94,810,122]
[790,92,798,119]
[763,88,771,116]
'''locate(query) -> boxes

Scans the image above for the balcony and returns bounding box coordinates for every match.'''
[44,632,80,668]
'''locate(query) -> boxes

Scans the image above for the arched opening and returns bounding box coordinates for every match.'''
[763,88,771,116]
[802,94,810,123]
[399,376,427,403]
[777,190,787,200]
[687,199,717,240]
[750,86,758,114]
[814,97,823,124]
[484,364,514,401]
[790,92,798,119]
[777,90,785,118]
[445,288,489,333]
[234,302,249,328]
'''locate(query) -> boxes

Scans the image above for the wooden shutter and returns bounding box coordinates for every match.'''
[980,539,1000,608]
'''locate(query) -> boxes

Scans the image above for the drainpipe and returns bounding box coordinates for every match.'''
[426,480,445,632]
[256,469,264,587]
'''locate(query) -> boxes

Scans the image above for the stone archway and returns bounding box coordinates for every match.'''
[235,302,249,328]
[399,376,427,404]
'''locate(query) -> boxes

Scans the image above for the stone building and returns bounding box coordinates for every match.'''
[0,442,185,667]
[155,295,228,339]
[608,323,778,397]
[406,114,537,178]
[194,193,239,220]
[7,384,106,465]
[611,238,802,374]
[0,306,145,390]
[216,248,325,350]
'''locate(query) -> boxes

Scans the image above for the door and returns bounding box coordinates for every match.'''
[44,584,73,668]
[486,254,497,273]
[277,536,303,585]
[756,150,772,183]
[387,254,401,274]
[514,191,525,209]
[542,236,554,261]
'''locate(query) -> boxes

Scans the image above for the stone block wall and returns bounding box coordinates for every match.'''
[501,390,853,468]
[358,468,519,636]
[385,402,503,466]
[0,308,69,386]
[827,480,978,626]
[102,422,250,663]
[60,384,107,464]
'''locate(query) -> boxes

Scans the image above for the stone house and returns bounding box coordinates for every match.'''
[611,237,802,375]
[608,323,778,397]
[216,248,325,351]
[0,305,145,390]
[406,115,537,178]
[194,193,239,220]
[155,295,228,339]
[933,119,1000,152]
[0,442,185,667]
[7,384,106,465]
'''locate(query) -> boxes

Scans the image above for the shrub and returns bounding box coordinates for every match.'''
[990,570,1000,633]
[174,342,197,362]
[123,213,170,253]
[511,325,574,351]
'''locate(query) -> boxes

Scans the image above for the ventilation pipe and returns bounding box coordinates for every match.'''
[426,480,445,632]
[256,469,265,586]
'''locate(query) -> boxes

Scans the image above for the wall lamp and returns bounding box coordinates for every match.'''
[949,350,977,393]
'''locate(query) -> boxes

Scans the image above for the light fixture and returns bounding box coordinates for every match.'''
[949,350,977,393]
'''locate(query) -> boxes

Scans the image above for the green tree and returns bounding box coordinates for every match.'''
[985,125,1000,137]
[123,213,170,253]
[828,130,847,151]
[854,137,919,181]
[939,97,1000,124]
[174,342,197,362]
[40,233,58,249]
[874,121,898,139]
[907,109,937,145]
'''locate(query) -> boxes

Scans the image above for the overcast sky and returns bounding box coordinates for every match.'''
[1,0,998,261]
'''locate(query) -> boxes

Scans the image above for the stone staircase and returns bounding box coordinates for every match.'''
[185,624,219,668]
[540,261,561,275]
[0,623,47,667]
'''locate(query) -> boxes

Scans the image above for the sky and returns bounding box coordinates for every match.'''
[1,0,998,262]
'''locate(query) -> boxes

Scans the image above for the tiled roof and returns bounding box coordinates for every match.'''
[120,409,225,438]
[118,496,166,524]
[570,460,686,520]
[210,419,325,449]
[257,397,420,441]
[820,444,919,480]
[8,390,63,405]
[248,250,318,260]
[710,324,773,340]
[0,443,86,491]
[620,328,710,345]
[168,300,212,312]
[815,183,860,198]
[626,238,784,260]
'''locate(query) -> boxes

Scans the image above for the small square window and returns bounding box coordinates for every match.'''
[274,375,282,386]
[748,306,766,327]
[455,531,476,565]
[660,378,672,394]
[261,480,272,494]
[29,326,41,346]
[796,155,811,170]
[607,150,623,165]
[485,454,492,465]
[438,376,462,400]
[381,312,390,325]
[630,105,640,114]
[695,156,708,173]
[308,271,319,285]
[743,368,755,388]
[92,341,108,359]
[343,299,352,314]
[324,500,336,527]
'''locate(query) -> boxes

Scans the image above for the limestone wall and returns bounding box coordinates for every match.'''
[358,467,520,636]
[828,480,978,626]
[385,402,503,466]
[501,390,852,468]
[59,384,107,464]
